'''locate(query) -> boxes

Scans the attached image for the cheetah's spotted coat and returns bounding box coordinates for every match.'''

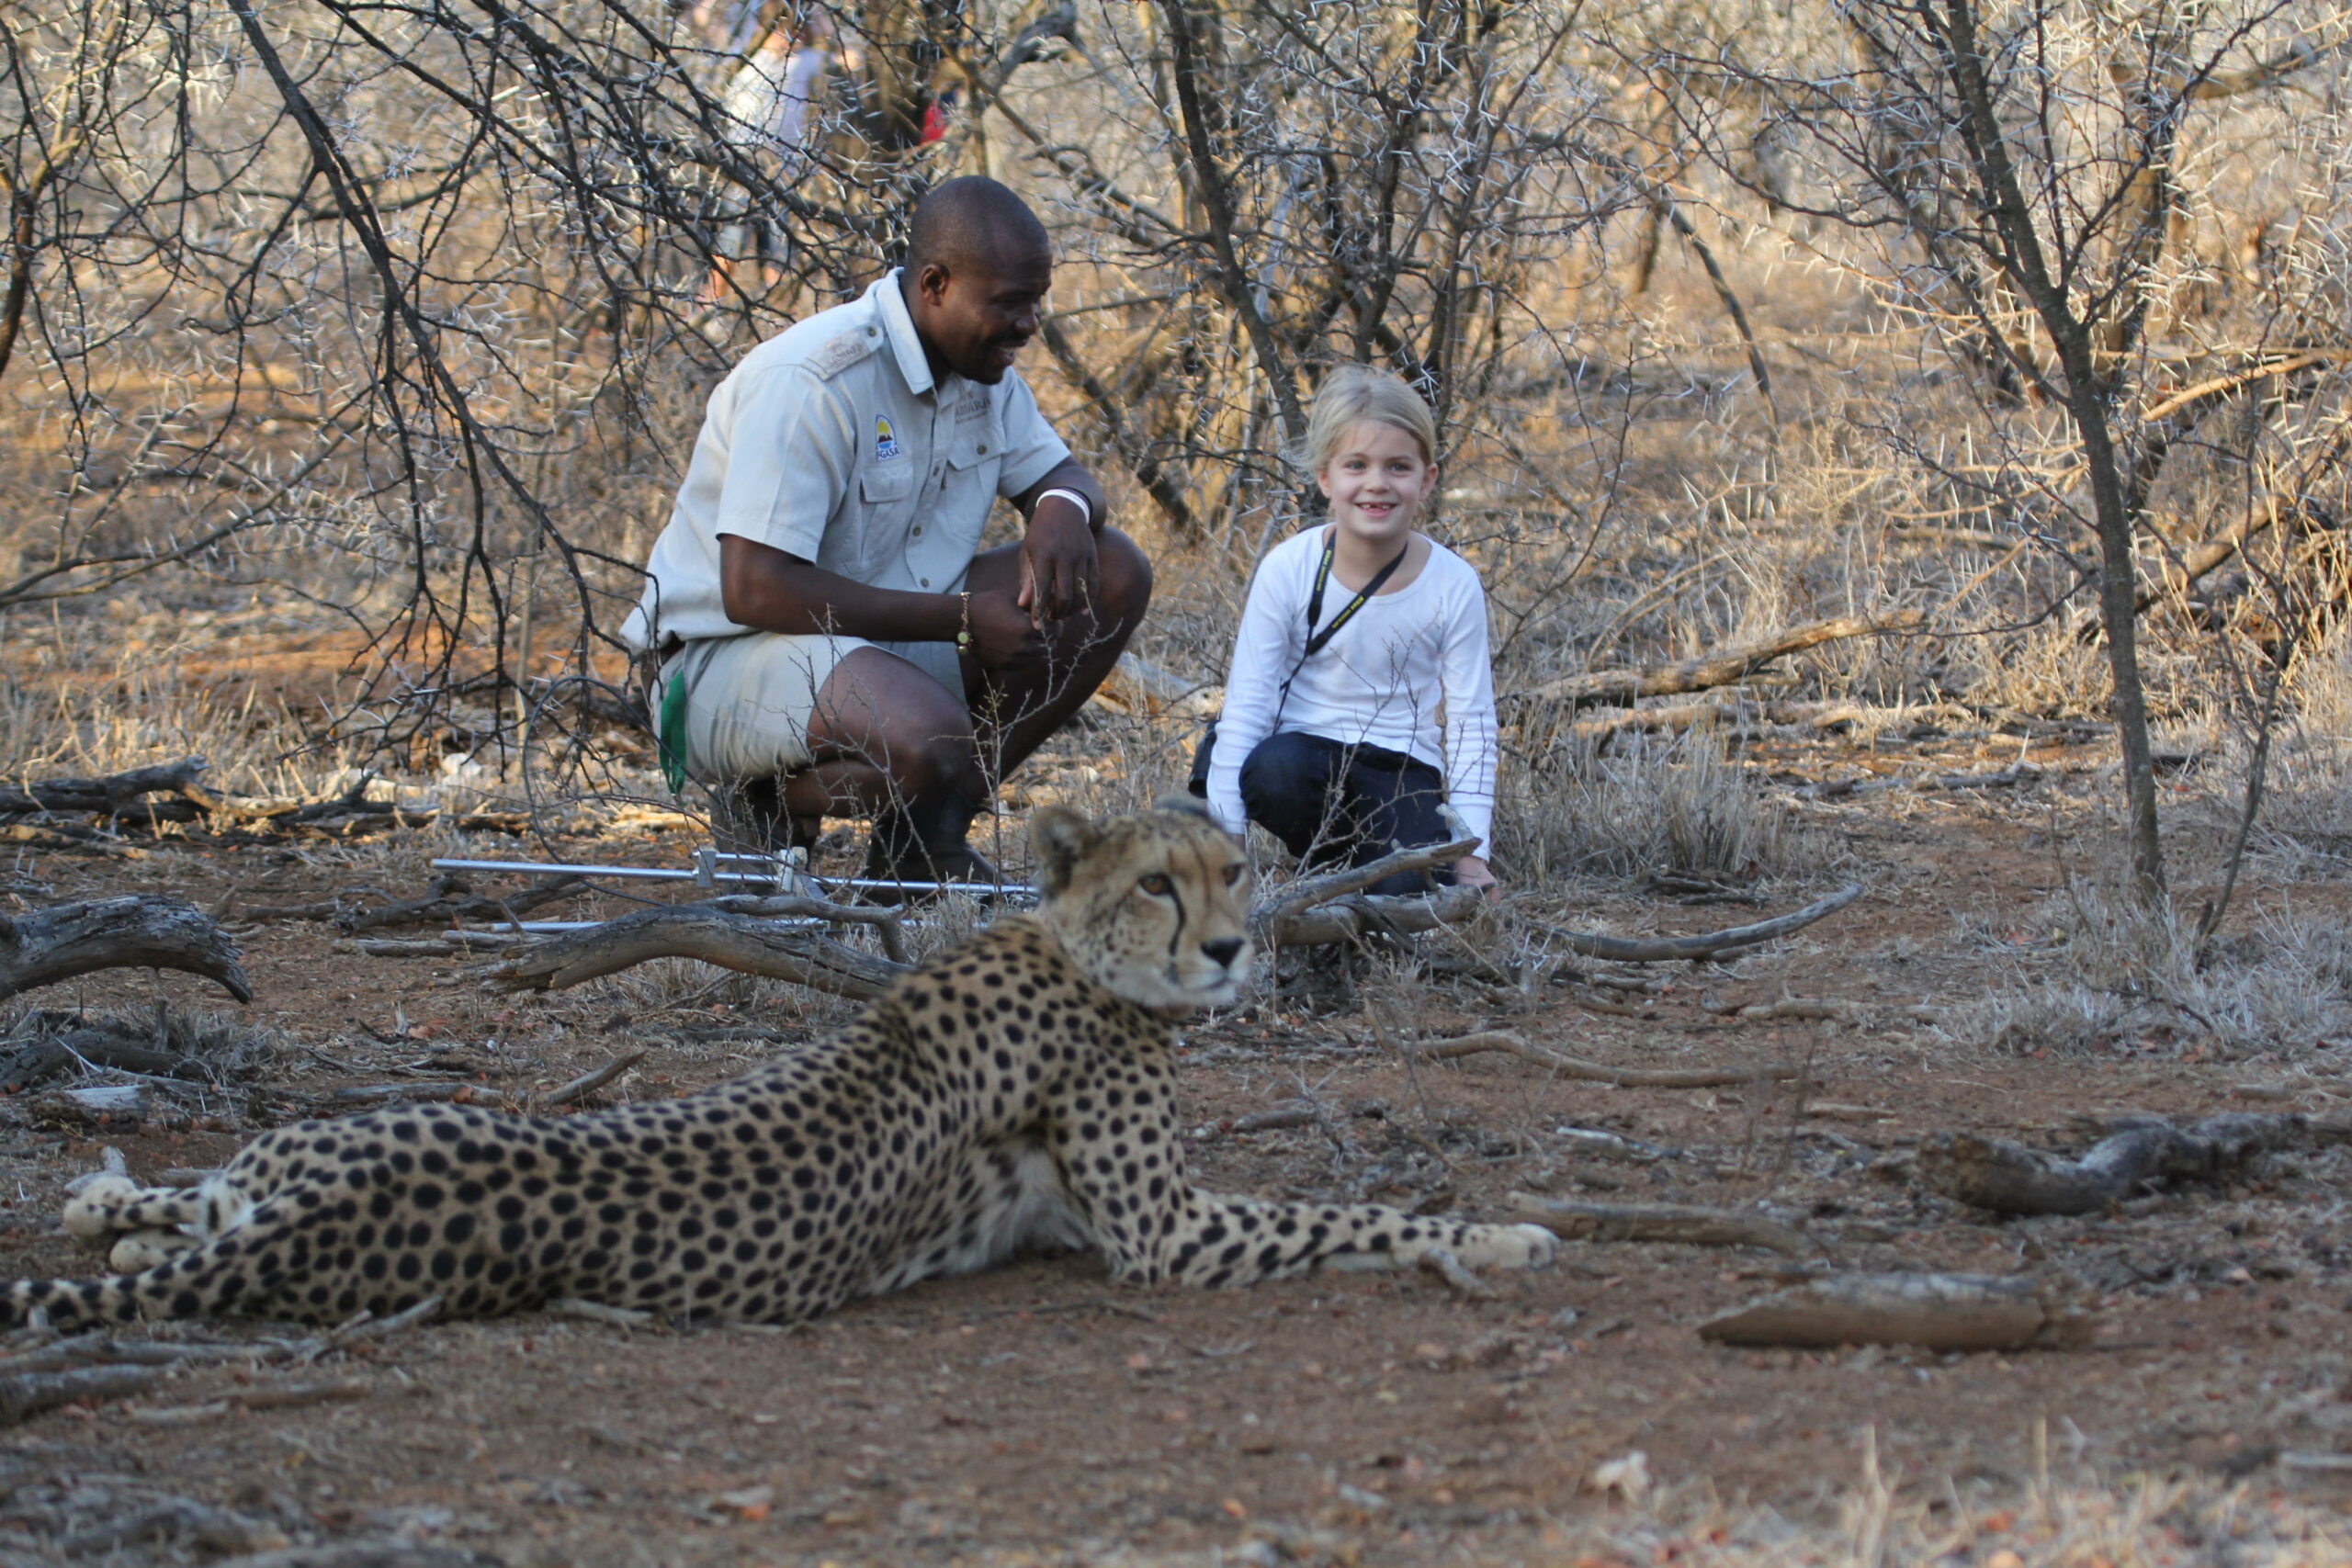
[7,803,1555,1327]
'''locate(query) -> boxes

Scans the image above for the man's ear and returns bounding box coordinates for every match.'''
[1029,806,1098,897]
[913,260,952,307]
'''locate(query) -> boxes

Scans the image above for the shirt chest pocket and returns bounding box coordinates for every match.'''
[858,462,915,509]
[933,428,1001,555]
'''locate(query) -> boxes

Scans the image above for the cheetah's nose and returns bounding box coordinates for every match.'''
[1201,937,1244,969]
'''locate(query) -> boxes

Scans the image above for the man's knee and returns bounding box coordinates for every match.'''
[1093,527,1153,626]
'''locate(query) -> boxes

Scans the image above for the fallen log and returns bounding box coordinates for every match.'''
[0,897,252,1002]
[1698,1271,2095,1351]
[1516,613,1930,711]
[1916,1112,2352,1217]
[1539,884,1863,963]
[1506,1193,1809,1255]
[1410,1031,1798,1089]
[471,905,908,998]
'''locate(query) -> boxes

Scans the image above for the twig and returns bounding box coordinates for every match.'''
[1417,1247,1500,1300]
[321,1083,519,1110]
[543,1297,657,1329]
[1411,1030,1798,1089]
[1505,1193,1809,1255]
[132,1378,373,1423]
[542,1049,647,1109]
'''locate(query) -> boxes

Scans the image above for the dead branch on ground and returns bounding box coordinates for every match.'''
[1506,1193,1809,1254]
[1250,838,1478,935]
[0,1364,165,1425]
[1533,884,1864,964]
[1698,1272,2096,1351]
[1514,614,1930,711]
[1410,1031,1798,1089]
[1274,885,1487,945]
[543,1049,649,1109]
[242,874,592,933]
[0,897,251,1002]
[470,905,908,998]
[0,758,524,842]
[1917,1112,2352,1216]
[0,759,214,818]
[0,1023,223,1093]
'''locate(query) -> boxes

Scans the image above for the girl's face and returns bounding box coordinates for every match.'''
[1316,419,1435,553]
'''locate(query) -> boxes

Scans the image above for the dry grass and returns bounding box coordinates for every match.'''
[1942,854,2352,1064]
[1494,728,1831,886]
[998,1460,2351,1566]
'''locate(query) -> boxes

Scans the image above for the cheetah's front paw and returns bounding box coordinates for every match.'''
[107,1229,196,1272]
[1453,1223,1557,1270]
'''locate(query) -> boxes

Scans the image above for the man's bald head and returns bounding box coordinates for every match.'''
[907,177,1051,277]
[900,178,1054,386]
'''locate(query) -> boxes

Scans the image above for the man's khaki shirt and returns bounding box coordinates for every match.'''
[622,270,1069,651]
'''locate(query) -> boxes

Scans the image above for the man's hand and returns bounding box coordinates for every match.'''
[965,587,1048,672]
[1017,499,1098,627]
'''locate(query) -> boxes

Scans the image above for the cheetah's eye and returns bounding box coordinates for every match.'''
[1138,872,1174,897]
[1222,863,1245,886]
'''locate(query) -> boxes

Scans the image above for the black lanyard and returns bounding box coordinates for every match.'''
[1278,532,1409,705]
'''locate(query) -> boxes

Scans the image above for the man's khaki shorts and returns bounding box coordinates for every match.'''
[662,633,967,783]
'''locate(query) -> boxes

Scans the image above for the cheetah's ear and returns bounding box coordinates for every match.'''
[1149,792,1214,821]
[1029,805,1100,897]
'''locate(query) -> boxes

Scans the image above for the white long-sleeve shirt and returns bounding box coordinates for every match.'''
[1208,527,1498,856]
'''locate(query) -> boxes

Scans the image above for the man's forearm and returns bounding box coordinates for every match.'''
[718,535,962,642]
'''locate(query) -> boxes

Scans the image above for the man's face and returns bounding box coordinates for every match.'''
[910,242,1053,385]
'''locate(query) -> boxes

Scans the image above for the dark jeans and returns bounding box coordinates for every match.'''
[1239,730,1453,897]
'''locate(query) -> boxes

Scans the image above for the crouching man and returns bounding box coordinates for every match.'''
[624,176,1151,881]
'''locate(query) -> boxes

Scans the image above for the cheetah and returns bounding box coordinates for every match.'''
[7,800,1555,1328]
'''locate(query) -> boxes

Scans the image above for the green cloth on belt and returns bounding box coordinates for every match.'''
[658,671,690,795]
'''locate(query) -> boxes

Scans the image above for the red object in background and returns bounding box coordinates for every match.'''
[921,95,950,143]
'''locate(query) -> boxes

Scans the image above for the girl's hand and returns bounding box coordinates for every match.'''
[1453,855,1499,903]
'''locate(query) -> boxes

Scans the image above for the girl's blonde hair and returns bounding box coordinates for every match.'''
[1299,365,1438,472]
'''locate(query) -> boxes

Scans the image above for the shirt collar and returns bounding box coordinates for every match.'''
[867,269,939,398]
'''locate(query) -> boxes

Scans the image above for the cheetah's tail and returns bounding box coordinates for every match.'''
[2,1251,232,1329]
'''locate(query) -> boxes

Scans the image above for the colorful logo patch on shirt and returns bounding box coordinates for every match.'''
[874,414,903,463]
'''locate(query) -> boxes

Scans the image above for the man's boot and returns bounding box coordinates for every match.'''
[861,790,998,894]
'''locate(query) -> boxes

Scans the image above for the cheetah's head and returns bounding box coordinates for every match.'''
[1030,798,1254,1013]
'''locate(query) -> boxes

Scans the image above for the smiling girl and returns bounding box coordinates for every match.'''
[1201,367,1498,897]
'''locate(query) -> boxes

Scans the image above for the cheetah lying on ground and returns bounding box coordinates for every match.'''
[6,800,1555,1328]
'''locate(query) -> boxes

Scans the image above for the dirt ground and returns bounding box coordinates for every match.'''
[1,728,2348,1566]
